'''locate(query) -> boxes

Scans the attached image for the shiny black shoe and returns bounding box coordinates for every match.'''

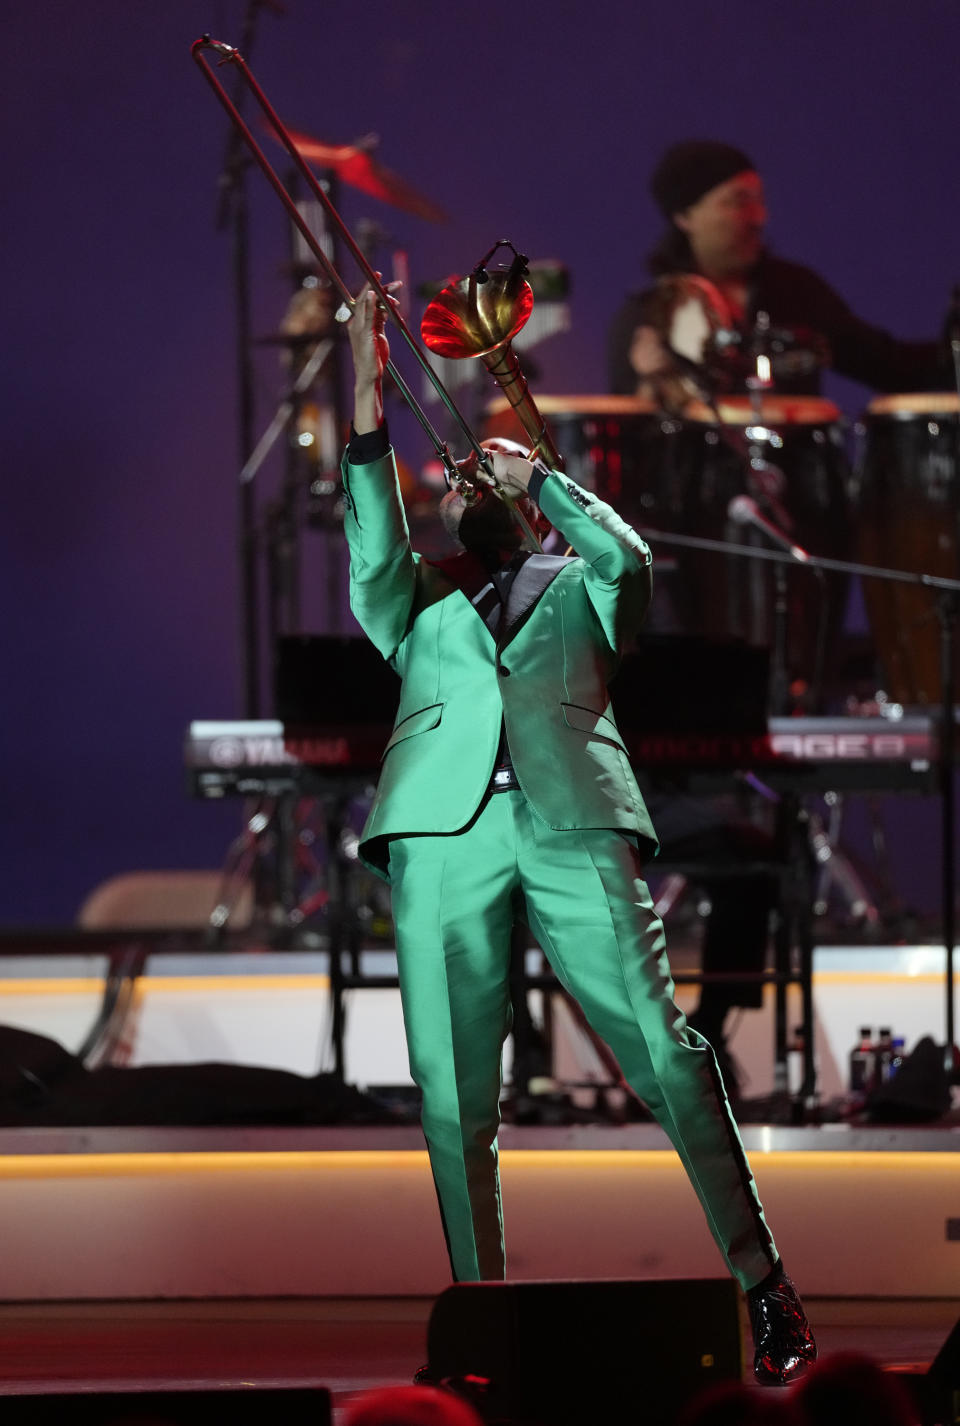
[747,1262,817,1386]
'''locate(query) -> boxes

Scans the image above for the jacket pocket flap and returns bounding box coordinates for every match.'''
[384,703,443,754]
[561,702,626,749]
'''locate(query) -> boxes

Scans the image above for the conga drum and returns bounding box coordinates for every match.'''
[608,394,849,702]
[855,392,960,706]
[484,393,660,495]
[660,396,851,705]
[486,392,851,704]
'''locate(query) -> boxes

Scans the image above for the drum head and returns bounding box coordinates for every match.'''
[483,395,659,497]
[486,394,658,420]
[682,395,841,426]
[866,391,960,418]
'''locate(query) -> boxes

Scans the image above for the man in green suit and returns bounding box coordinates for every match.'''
[341,285,816,1386]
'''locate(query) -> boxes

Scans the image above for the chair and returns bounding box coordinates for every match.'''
[77,869,252,930]
[74,871,253,1066]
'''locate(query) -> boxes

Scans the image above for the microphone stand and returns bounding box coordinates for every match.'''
[746,323,792,717]
[770,559,789,717]
[637,521,960,1091]
[683,312,803,714]
[944,295,960,1075]
[938,587,957,1075]
[213,0,282,718]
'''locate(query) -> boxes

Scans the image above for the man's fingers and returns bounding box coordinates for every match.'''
[340,278,403,325]
[484,450,532,488]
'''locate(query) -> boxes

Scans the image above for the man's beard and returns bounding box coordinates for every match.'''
[441,489,523,560]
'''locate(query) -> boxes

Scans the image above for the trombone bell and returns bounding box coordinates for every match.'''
[421,271,534,359]
[421,258,564,475]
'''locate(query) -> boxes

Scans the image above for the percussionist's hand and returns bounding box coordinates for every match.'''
[629,321,701,415]
[629,323,674,378]
[346,277,401,434]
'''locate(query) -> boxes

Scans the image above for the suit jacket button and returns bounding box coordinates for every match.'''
[497,664,510,676]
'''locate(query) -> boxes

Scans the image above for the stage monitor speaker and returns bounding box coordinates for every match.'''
[426,1278,742,1425]
[612,634,770,737]
[275,634,400,724]
[919,1312,960,1425]
[0,1385,331,1425]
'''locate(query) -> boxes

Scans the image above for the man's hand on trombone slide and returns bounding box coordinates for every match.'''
[345,277,402,435]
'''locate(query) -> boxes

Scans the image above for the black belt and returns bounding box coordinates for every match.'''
[488,764,521,793]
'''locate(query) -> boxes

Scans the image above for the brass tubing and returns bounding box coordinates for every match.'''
[421,253,565,475]
[192,37,542,547]
[481,345,565,471]
[191,37,489,482]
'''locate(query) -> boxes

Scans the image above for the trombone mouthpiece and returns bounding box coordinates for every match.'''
[448,469,483,505]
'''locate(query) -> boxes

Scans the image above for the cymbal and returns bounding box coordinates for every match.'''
[279,126,447,223]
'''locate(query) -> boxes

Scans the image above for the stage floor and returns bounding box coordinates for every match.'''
[1,1295,956,1412]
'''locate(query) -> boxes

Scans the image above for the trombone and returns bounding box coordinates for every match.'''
[421,237,565,475]
[191,36,560,546]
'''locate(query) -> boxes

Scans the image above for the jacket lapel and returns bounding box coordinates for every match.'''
[426,550,572,647]
[499,554,572,647]
[424,551,498,637]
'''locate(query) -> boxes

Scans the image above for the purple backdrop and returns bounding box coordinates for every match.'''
[3,0,956,924]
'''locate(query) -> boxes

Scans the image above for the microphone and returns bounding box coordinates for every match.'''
[727,495,810,563]
[505,247,530,292]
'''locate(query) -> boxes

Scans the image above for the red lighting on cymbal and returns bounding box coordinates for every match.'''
[279,126,447,223]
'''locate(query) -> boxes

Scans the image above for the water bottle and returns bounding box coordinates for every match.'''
[849,1026,875,1094]
[887,1037,906,1082]
[874,1027,894,1088]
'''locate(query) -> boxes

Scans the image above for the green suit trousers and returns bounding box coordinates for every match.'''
[388,786,779,1291]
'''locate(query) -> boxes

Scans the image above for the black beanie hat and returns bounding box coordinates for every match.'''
[651,140,756,218]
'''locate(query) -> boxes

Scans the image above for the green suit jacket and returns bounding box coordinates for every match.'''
[342,450,660,879]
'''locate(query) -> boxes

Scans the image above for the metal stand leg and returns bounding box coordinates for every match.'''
[810,794,880,929]
[770,794,819,1120]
